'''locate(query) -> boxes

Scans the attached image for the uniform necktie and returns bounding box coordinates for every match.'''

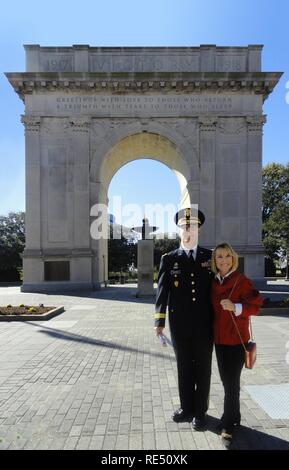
[188,249,194,259]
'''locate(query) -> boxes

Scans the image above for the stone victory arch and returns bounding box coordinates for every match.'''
[6,45,281,292]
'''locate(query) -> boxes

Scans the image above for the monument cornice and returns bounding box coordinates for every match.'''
[5,71,282,102]
[24,44,264,52]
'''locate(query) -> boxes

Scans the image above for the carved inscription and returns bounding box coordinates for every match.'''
[215,55,246,72]
[40,55,73,72]
[89,55,199,72]
[55,95,233,114]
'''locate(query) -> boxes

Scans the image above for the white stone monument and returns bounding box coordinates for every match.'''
[5,45,282,292]
[132,218,158,296]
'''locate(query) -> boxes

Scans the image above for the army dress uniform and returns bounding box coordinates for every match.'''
[155,210,214,421]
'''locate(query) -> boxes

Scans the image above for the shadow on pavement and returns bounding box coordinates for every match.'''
[205,416,289,450]
[231,425,289,450]
[24,321,175,362]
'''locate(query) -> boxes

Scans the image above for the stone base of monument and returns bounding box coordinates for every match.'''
[136,240,155,297]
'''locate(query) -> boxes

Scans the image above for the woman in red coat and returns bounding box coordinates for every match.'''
[211,242,262,446]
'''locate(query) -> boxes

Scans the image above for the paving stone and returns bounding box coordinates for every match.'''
[155,431,170,449]
[69,425,83,437]
[192,432,210,450]
[102,435,117,450]
[168,431,183,450]
[89,435,105,450]
[63,437,79,449]
[0,286,288,450]
[129,433,142,450]
[143,432,156,449]
[76,436,91,450]
[115,434,129,449]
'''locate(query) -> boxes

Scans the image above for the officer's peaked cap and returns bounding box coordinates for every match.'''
[174,208,205,227]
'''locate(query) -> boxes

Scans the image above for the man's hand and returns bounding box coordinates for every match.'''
[154,326,164,336]
[220,299,235,312]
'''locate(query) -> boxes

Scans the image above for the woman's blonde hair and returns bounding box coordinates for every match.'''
[211,242,239,274]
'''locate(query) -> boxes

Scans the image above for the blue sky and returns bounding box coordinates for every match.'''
[0,0,288,233]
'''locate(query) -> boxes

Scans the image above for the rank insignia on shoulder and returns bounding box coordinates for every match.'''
[162,253,168,257]
[174,280,179,287]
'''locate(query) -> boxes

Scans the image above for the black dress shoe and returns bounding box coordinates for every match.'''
[172,408,194,423]
[192,416,207,431]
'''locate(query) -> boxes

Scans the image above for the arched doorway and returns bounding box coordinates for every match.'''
[90,131,192,286]
[107,157,182,285]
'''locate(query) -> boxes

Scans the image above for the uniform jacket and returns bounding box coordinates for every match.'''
[211,270,263,345]
[155,247,214,339]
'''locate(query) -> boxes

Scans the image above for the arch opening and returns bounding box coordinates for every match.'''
[91,132,192,284]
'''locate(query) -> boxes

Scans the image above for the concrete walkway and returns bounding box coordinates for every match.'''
[0,285,289,450]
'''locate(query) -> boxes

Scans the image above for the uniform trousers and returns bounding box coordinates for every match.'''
[172,335,213,418]
[215,343,245,429]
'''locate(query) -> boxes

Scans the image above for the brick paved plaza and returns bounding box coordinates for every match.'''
[0,285,289,450]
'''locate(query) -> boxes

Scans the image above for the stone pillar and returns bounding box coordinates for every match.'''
[21,115,43,286]
[246,115,266,276]
[137,240,154,296]
[198,116,218,246]
[69,117,91,249]
[69,117,93,284]
[89,180,108,287]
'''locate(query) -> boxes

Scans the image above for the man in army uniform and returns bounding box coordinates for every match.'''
[154,207,213,431]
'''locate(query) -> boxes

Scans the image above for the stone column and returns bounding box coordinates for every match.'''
[198,115,218,246]
[69,116,91,249]
[69,116,92,283]
[21,115,42,251]
[89,180,108,287]
[21,115,43,286]
[246,115,266,276]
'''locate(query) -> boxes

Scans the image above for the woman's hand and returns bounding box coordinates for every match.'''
[220,299,235,312]
[154,326,164,336]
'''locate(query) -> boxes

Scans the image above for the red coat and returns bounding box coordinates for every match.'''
[211,270,263,345]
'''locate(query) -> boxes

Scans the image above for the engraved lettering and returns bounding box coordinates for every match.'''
[53,95,234,114]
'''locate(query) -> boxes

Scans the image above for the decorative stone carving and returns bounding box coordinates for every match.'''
[8,72,282,100]
[198,115,218,131]
[246,115,267,132]
[158,118,197,139]
[218,117,247,135]
[69,116,91,132]
[21,115,41,133]
[41,118,71,135]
